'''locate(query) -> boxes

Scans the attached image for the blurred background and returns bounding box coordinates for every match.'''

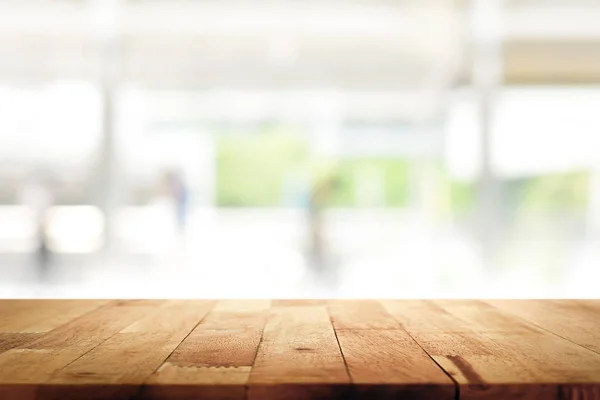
[0,0,599,298]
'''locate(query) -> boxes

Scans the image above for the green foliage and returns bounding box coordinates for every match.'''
[326,158,410,207]
[217,132,590,214]
[216,129,309,207]
[449,180,476,215]
[432,163,475,217]
[516,171,589,215]
[216,130,411,208]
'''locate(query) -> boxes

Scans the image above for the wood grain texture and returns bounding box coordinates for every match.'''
[485,300,600,354]
[336,329,455,399]
[0,300,108,333]
[143,301,268,400]
[144,364,251,400]
[0,333,41,354]
[0,300,598,400]
[166,304,267,367]
[384,300,600,400]
[328,300,399,330]
[0,300,168,400]
[248,306,350,400]
[40,300,215,400]
[271,300,327,307]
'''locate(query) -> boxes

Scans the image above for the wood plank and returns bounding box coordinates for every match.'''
[328,300,399,330]
[0,300,166,400]
[26,300,167,350]
[336,329,455,400]
[0,333,41,354]
[272,300,327,307]
[382,299,536,334]
[0,299,597,400]
[22,300,109,333]
[248,306,350,400]
[581,300,600,312]
[0,301,47,321]
[166,308,267,368]
[37,300,215,400]
[143,364,250,400]
[559,384,600,400]
[213,299,271,313]
[485,300,600,354]
[143,300,268,399]
[0,300,107,333]
[0,349,87,400]
[0,301,47,331]
[384,300,600,400]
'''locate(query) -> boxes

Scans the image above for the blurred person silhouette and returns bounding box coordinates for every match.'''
[307,166,341,284]
[161,169,190,237]
[19,172,55,277]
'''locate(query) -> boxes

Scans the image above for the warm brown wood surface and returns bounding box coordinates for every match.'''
[0,300,598,400]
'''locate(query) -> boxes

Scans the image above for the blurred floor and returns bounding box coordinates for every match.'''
[1,209,599,299]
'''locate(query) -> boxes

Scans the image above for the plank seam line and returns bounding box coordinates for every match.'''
[22,300,115,350]
[134,300,217,400]
[20,300,108,334]
[381,301,460,398]
[482,301,600,357]
[245,310,269,400]
[47,300,127,374]
[330,320,353,384]
[405,331,461,400]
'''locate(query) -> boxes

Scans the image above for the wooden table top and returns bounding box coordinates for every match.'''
[0,300,599,400]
